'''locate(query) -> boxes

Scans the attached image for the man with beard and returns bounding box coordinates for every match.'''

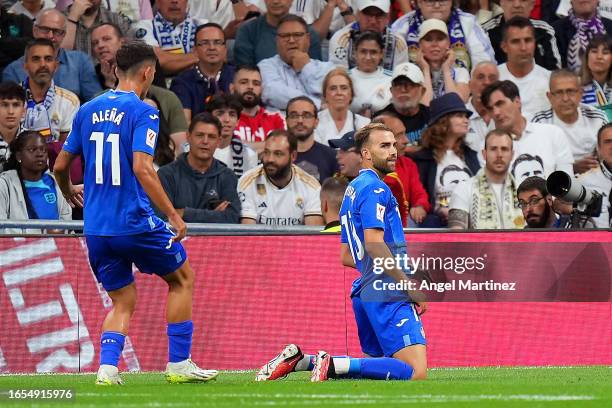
[231,65,284,154]
[288,96,338,184]
[171,23,234,124]
[376,62,429,151]
[237,129,324,226]
[61,0,131,57]
[449,129,525,230]
[517,176,567,228]
[206,94,258,179]
[329,130,363,181]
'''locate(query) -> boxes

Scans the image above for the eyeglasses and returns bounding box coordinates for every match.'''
[517,196,544,210]
[196,39,225,47]
[287,112,316,120]
[35,25,66,37]
[421,0,450,6]
[277,32,307,41]
[549,89,580,98]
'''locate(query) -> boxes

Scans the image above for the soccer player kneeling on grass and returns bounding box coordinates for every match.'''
[257,123,427,382]
[54,41,218,385]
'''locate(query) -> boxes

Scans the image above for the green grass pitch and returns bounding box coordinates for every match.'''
[1,366,611,407]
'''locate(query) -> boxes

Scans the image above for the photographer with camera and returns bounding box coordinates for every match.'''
[517,177,569,229]
[577,123,612,228]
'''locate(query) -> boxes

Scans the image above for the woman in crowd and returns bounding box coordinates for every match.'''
[0,131,71,234]
[409,93,480,226]
[314,68,370,146]
[349,31,393,117]
[416,19,470,104]
[580,34,612,107]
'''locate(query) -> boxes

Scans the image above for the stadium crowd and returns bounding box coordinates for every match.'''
[0,0,611,232]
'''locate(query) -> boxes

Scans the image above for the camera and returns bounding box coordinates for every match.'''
[546,171,603,228]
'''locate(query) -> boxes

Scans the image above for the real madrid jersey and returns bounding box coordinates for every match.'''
[237,164,322,225]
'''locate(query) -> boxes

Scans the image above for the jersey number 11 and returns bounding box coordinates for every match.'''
[90,131,121,186]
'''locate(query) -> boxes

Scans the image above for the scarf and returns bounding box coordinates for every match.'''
[347,23,398,71]
[22,78,57,141]
[406,8,470,70]
[469,169,524,229]
[568,8,606,72]
[431,68,456,98]
[151,11,196,53]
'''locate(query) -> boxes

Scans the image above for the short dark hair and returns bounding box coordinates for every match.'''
[439,164,471,185]
[517,176,548,197]
[0,81,26,102]
[189,112,222,134]
[286,96,318,117]
[5,130,46,172]
[267,129,298,153]
[195,23,225,40]
[321,176,348,212]
[205,94,243,116]
[277,14,309,33]
[355,30,384,50]
[597,122,612,145]
[91,22,124,39]
[502,16,535,42]
[235,65,261,76]
[24,38,55,59]
[481,80,520,108]
[484,129,513,149]
[511,153,544,176]
[354,122,392,152]
[115,41,157,75]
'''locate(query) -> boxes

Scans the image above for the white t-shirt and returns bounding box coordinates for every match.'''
[249,0,351,33]
[434,150,472,211]
[465,99,494,166]
[578,165,612,228]
[531,105,608,160]
[451,180,505,213]
[23,86,80,141]
[188,0,234,29]
[8,0,55,20]
[314,109,370,146]
[349,67,392,114]
[556,0,612,20]
[213,139,258,179]
[510,122,575,186]
[105,0,153,21]
[237,164,322,225]
[498,63,551,120]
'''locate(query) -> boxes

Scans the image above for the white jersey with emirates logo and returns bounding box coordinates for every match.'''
[238,164,322,225]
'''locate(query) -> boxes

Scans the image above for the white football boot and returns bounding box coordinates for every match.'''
[165,358,219,383]
[95,364,123,385]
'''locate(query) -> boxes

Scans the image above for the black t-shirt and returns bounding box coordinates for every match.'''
[377,104,430,146]
[296,141,339,184]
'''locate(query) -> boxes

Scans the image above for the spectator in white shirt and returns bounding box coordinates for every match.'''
[481,80,574,186]
[314,67,370,146]
[465,61,499,157]
[497,16,551,120]
[532,69,608,174]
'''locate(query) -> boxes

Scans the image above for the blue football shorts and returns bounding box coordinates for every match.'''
[352,295,426,357]
[86,224,187,292]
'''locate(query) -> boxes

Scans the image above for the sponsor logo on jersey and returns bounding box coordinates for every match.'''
[396,318,409,327]
[146,128,157,148]
[374,188,384,194]
[376,203,385,222]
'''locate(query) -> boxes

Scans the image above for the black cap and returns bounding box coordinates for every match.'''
[329,131,355,150]
[428,92,472,126]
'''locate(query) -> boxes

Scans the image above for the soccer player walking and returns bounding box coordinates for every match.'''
[257,123,427,381]
[54,41,218,385]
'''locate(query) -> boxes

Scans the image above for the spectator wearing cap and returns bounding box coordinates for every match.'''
[288,96,339,184]
[170,23,235,124]
[314,68,370,146]
[329,0,409,71]
[376,61,429,150]
[329,130,362,180]
[131,0,204,75]
[234,0,322,67]
[481,0,562,71]
[258,14,335,111]
[414,18,470,104]
[391,0,495,72]
[408,92,480,227]
[3,9,102,102]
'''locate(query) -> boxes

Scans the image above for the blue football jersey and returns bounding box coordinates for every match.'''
[340,168,408,299]
[63,90,161,235]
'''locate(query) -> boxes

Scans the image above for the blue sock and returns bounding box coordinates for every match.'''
[360,357,414,380]
[167,320,193,363]
[100,331,125,367]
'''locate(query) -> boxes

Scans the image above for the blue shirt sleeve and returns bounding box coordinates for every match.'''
[358,184,388,230]
[62,109,83,155]
[76,52,103,101]
[132,105,160,156]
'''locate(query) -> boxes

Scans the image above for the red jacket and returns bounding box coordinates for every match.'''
[235,107,285,143]
[384,156,431,226]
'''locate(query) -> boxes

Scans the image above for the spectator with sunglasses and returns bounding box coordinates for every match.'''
[171,23,235,125]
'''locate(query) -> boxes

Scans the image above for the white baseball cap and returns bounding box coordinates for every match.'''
[418,18,449,41]
[391,62,425,85]
[355,0,391,13]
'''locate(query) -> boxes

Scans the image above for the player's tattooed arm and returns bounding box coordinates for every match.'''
[448,209,469,230]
